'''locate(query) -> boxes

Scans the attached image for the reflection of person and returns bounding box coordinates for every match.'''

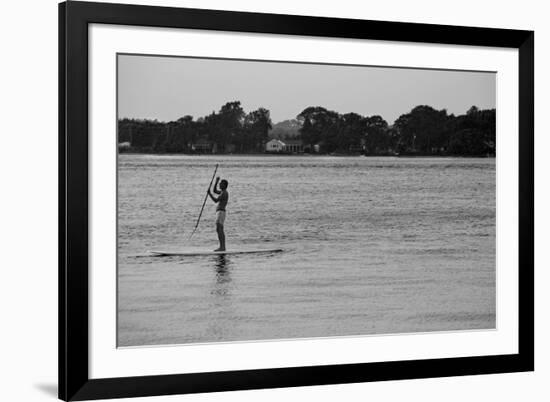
[214,255,230,283]
[207,177,229,251]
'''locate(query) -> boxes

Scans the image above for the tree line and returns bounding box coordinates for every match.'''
[118,101,495,156]
[118,101,271,154]
[297,105,495,155]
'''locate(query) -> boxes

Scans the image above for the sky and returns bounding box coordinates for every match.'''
[118,54,496,125]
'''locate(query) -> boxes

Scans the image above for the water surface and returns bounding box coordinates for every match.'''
[118,155,495,347]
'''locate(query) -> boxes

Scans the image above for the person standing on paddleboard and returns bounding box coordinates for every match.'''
[207,177,229,251]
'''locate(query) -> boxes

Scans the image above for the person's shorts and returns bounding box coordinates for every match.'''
[215,210,226,225]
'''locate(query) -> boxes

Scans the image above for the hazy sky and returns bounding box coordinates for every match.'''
[118,54,496,125]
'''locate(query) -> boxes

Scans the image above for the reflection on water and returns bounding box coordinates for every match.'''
[212,255,232,296]
[117,155,496,347]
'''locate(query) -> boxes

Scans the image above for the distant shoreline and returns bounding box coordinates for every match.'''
[118,151,495,158]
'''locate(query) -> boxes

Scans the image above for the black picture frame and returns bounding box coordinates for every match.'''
[59,1,534,400]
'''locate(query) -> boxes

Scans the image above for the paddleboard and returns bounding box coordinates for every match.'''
[149,248,283,257]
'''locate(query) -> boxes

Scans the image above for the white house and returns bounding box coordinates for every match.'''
[282,139,304,153]
[266,139,286,153]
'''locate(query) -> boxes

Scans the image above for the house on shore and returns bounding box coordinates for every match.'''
[265,138,304,153]
[283,139,304,153]
[265,139,286,153]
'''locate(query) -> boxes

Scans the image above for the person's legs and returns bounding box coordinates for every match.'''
[214,210,226,251]
[215,223,225,251]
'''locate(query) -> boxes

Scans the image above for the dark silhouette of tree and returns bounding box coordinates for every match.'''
[297,106,326,147]
[364,115,389,154]
[118,118,163,150]
[297,106,340,152]
[447,106,495,155]
[216,101,245,151]
[336,112,365,152]
[241,107,272,152]
[171,116,199,152]
[394,105,449,154]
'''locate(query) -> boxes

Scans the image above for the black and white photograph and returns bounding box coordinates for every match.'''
[117,54,496,347]
[1,0,544,399]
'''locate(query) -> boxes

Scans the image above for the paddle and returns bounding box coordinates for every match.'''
[188,163,219,240]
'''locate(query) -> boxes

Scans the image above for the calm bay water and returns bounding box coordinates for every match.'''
[117,155,495,347]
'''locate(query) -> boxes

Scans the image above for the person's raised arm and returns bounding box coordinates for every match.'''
[213,177,222,194]
[207,186,219,203]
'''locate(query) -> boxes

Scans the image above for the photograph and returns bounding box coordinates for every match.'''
[116,53,497,348]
